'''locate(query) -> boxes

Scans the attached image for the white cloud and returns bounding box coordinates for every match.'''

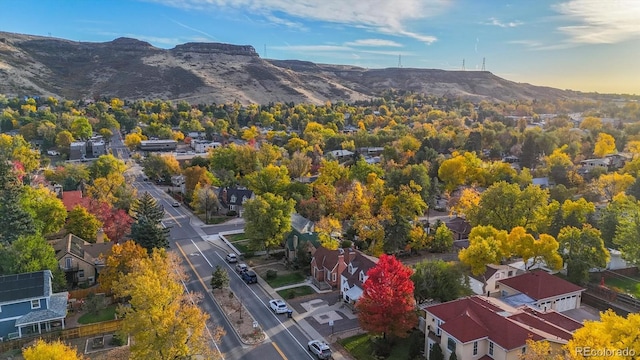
[345,39,403,47]
[484,17,523,28]
[167,17,218,40]
[554,0,640,43]
[271,44,352,52]
[147,0,445,44]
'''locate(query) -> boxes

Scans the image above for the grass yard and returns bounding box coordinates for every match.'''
[339,332,421,360]
[78,305,117,324]
[606,277,640,298]
[277,286,316,299]
[226,233,249,242]
[264,271,305,288]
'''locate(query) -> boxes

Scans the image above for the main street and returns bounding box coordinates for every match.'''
[131,179,317,360]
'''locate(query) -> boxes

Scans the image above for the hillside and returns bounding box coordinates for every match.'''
[0,31,582,104]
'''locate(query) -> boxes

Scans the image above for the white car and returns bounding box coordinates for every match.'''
[235,263,248,273]
[225,253,238,263]
[269,299,289,314]
[46,150,60,156]
[308,340,332,359]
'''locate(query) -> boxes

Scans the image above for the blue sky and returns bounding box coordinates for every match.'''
[2,0,640,95]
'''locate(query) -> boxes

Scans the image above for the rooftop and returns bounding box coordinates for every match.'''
[497,270,584,300]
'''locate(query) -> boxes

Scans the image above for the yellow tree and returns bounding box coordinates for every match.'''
[315,216,342,250]
[593,133,617,158]
[99,240,149,293]
[565,310,640,359]
[519,338,564,360]
[23,339,84,360]
[438,151,483,191]
[124,133,143,150]
[86,172,126,205]
[114,249,221,360]
[595,172,635,201]
[449,187,480,217]
[625,140,640,158]
[458,226,507,276]
[579,116,603,133]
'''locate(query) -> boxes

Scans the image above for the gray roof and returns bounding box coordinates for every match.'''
[0,270,51,304]
[15,292,68,326]
[291,213,314,233]
[501,293,536,308]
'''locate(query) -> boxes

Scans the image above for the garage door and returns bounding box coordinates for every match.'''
[555,295,577,312]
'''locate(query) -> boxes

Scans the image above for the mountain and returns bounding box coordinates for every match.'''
[0,31,582,104]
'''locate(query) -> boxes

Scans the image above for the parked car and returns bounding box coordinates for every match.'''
[225,253,237,263]
[46,150,60,156]
[235,263,248,273]
[269,299,289,314]
[308,340,332,359]
[242,270,257,284]
[172,201,180,207]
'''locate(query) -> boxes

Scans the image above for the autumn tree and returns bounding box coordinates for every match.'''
[141,153,181,183]
[129,192,170,252]
[356,254,417,342]
[593,132,617,158]
[70,116,93,139]
[380,184,428,253]
[594,172,635,202]
[411,259,470,304]
[243,193,295,254]
[286,151,312,180]
[458,226,507,277]
[315,216,342,250]
[613,201,640,265]
[22,339,85,360]
[83,200,133,243]
[183,165,214,198]
[113,249,221,360]
[66,205,103,242]
[438,151,483,191]
[89,154,127,180]
[565,310,640,359]
[99,240,148,293]
[210,265,230,290]
[519,338,564,360]
[124,132,143,150]
[558,225,609,284]
[20,185,67,236]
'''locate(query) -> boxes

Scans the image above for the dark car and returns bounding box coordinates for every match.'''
[242,270,257,284]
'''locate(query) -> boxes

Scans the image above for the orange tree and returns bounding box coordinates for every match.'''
[356,254,417,349]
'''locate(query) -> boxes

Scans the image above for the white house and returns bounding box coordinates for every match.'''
[469,264,523,296]
[339,250,378,304]
[497,270,585,312]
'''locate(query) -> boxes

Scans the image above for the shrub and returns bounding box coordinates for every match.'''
[110,333,126,346]
[227,210,237,217]
[266,269,278,279]
[287,290,296,299]
[341,240,353,248]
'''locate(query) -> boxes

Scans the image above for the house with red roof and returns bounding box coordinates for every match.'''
[423,295,582,359]
[310,246,355,290]
[339,250,378,304]
[497,270,585,312]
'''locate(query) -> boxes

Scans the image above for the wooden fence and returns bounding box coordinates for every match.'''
[0,319,122,353]
[68,285,107,300]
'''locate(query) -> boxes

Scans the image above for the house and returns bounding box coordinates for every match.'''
[423,295,582,360]
[218,187,254,217]
[0,270,68,340]
[325,149,354,161]
[284,213,320,261]
[497,270,585,312]
[532,177,551,189]
[49,232,113,288]
[445,217,472,240]
[579,158,610,173]
[191,139,221,153]
[69,141,87,160]
[339,250,379,304]
[469,264,523,296]
[311,247,354,291]
[139,140,178,152]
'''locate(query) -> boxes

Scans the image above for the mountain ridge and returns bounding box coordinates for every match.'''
[0,31,585,104]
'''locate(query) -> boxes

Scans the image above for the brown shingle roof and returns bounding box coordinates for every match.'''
[497,270,584,300]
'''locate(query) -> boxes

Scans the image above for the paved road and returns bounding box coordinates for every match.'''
[131,180,316,360]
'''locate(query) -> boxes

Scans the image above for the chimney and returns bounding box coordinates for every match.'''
[96,228,105,243]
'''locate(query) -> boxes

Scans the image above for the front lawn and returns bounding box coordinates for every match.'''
[277,285,316,299]
[339,332,422,360]
[264,271,305,288]
[78,304,117,324]
[606,277,640,298]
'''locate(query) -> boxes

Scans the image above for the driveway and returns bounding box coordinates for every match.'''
[288,291,361,337]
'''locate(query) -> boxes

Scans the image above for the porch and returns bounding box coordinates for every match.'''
[11,292,68,339]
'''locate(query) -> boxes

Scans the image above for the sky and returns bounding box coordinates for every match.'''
[2,0,640,95]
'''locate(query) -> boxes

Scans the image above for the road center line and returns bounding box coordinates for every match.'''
[271,342,288,360]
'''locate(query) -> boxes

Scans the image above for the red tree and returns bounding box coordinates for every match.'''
[355,254,417,339]
[82,198,133,243]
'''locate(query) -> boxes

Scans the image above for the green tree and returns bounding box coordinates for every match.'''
[191,184,219,223]
[558,225,609,284]
[1,233,66,290]
[129,192,170,252]
[141,154,181,183]
[210,265,230,290]
[89,154,127,179]
[70,117,93,139]
[467,182,549,233]
[0,160,35,244]
[431,222,454,253]
[244,164,290,196]
[243,193,295,255]
[459,226,507,277]
[411,259,471,304]
[19,186,67,236]
[66,205,103,242]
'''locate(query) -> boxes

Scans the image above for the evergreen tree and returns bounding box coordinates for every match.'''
[449,350,458,360]
[429,343,444,360]
[129,192,169,252]
[0,160,35,244]
[210,265,229,290]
